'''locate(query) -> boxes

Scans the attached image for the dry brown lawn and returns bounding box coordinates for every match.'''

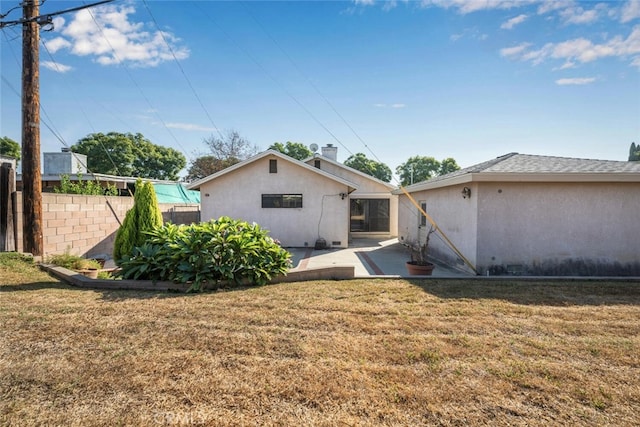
[1,254,639,426]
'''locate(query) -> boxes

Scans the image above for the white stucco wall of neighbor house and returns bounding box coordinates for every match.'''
[199,156,351,248]
[476,182,640,275]
[397,184,479,271]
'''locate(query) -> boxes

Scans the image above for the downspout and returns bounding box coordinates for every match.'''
[400,186,478,275]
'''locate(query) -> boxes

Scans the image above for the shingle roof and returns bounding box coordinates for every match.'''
[484,153,640,174]
[398,153,640,193]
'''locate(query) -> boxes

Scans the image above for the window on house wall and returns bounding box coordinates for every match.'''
[350,198,390,232]
[269,159,277,173]
[419,201,427,227]
[314,159,321,169]
[262,194,303,208]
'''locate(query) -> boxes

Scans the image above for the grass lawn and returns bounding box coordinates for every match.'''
[1,253,639,426]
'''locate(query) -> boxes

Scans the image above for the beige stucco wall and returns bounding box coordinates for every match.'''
[476,181,640,275]
[307,158,398,236]
[199,155,351,248]
[397,184,478,272]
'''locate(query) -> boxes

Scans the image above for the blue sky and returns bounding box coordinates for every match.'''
[1,0,639,179]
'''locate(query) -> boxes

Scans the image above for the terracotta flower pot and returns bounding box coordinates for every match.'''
[405,261,435,276]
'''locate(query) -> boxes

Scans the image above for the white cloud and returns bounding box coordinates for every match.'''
[44,37,71,54]
[501,14,528,30]
[41,61,72,73]
[621,0,640,23]
[373,103,406,108]
[537,0,575,15]
[559,5,602,24]
[43,3,189,68]
[500,42,532,58]
[501,25,640,68]
[165,123,217,132]
[555,77,596,85]
[420,0,537,14]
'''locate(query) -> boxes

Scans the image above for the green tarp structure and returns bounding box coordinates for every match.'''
[152,183,200,204]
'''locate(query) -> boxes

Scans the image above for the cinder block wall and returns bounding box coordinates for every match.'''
[14,192,199,259]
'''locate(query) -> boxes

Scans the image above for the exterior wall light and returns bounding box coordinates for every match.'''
[340,193,347,200]
[461,187,471,199]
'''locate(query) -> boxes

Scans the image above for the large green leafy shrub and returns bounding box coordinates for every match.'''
[118,217,292,291]
[113,179,163,263]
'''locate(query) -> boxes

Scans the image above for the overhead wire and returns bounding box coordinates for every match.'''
[236,2,476,272]
[81,0,192,164]
[240,1,385,167]
[141,0,224,141]
[194,2,354,158]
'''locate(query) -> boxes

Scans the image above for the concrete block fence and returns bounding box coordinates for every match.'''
[14,192,199,259]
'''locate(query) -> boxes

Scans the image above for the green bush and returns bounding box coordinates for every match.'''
[117,217,292,291]
[47,251,102,271]
[113,180,163,263]
[54,173,118,196]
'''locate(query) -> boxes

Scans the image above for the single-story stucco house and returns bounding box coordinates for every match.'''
[186,145,398,248]
[394,153,640,276]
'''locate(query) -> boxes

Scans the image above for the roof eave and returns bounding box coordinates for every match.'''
[393,172,640,194]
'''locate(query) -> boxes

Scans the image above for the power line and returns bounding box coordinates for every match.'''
[141,0,224,141]
[82,1,192,163]
[241,2,383,165]
[194,3,354,158]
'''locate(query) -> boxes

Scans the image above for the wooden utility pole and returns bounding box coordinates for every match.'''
[0,0,114,256]
[21,0,43,256]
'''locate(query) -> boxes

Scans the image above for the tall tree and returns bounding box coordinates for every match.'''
[203,130,259,163]
[439,157,461,175]
[396,155,441,186]
[113,180,163,263]
[344,152,392,182]
[71,132,186,180]
[269,141,313,160]
[187,130,258,181]
[185,156,237,181]
[396,155,460,187]
[0,136,21,163]
[629,142,640,161]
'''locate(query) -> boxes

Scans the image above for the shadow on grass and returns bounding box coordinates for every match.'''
[405,278,640,306]
[0,281,73,292]
[4,273,640,307]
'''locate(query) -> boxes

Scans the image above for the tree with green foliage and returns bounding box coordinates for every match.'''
[185,155,237,181]
[344,152,392,182]
[71,132,186,180]
[0,136,20,163]
[439,157,461,175]
[113,180,163,264]
[396,155,460,187]
[629,142,640,161]
[269,141,313,160]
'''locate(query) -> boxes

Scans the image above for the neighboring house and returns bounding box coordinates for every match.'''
[303,145,398,238]
[16,149,185,195]
[394,153,640,276]
[187,149,357,248]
